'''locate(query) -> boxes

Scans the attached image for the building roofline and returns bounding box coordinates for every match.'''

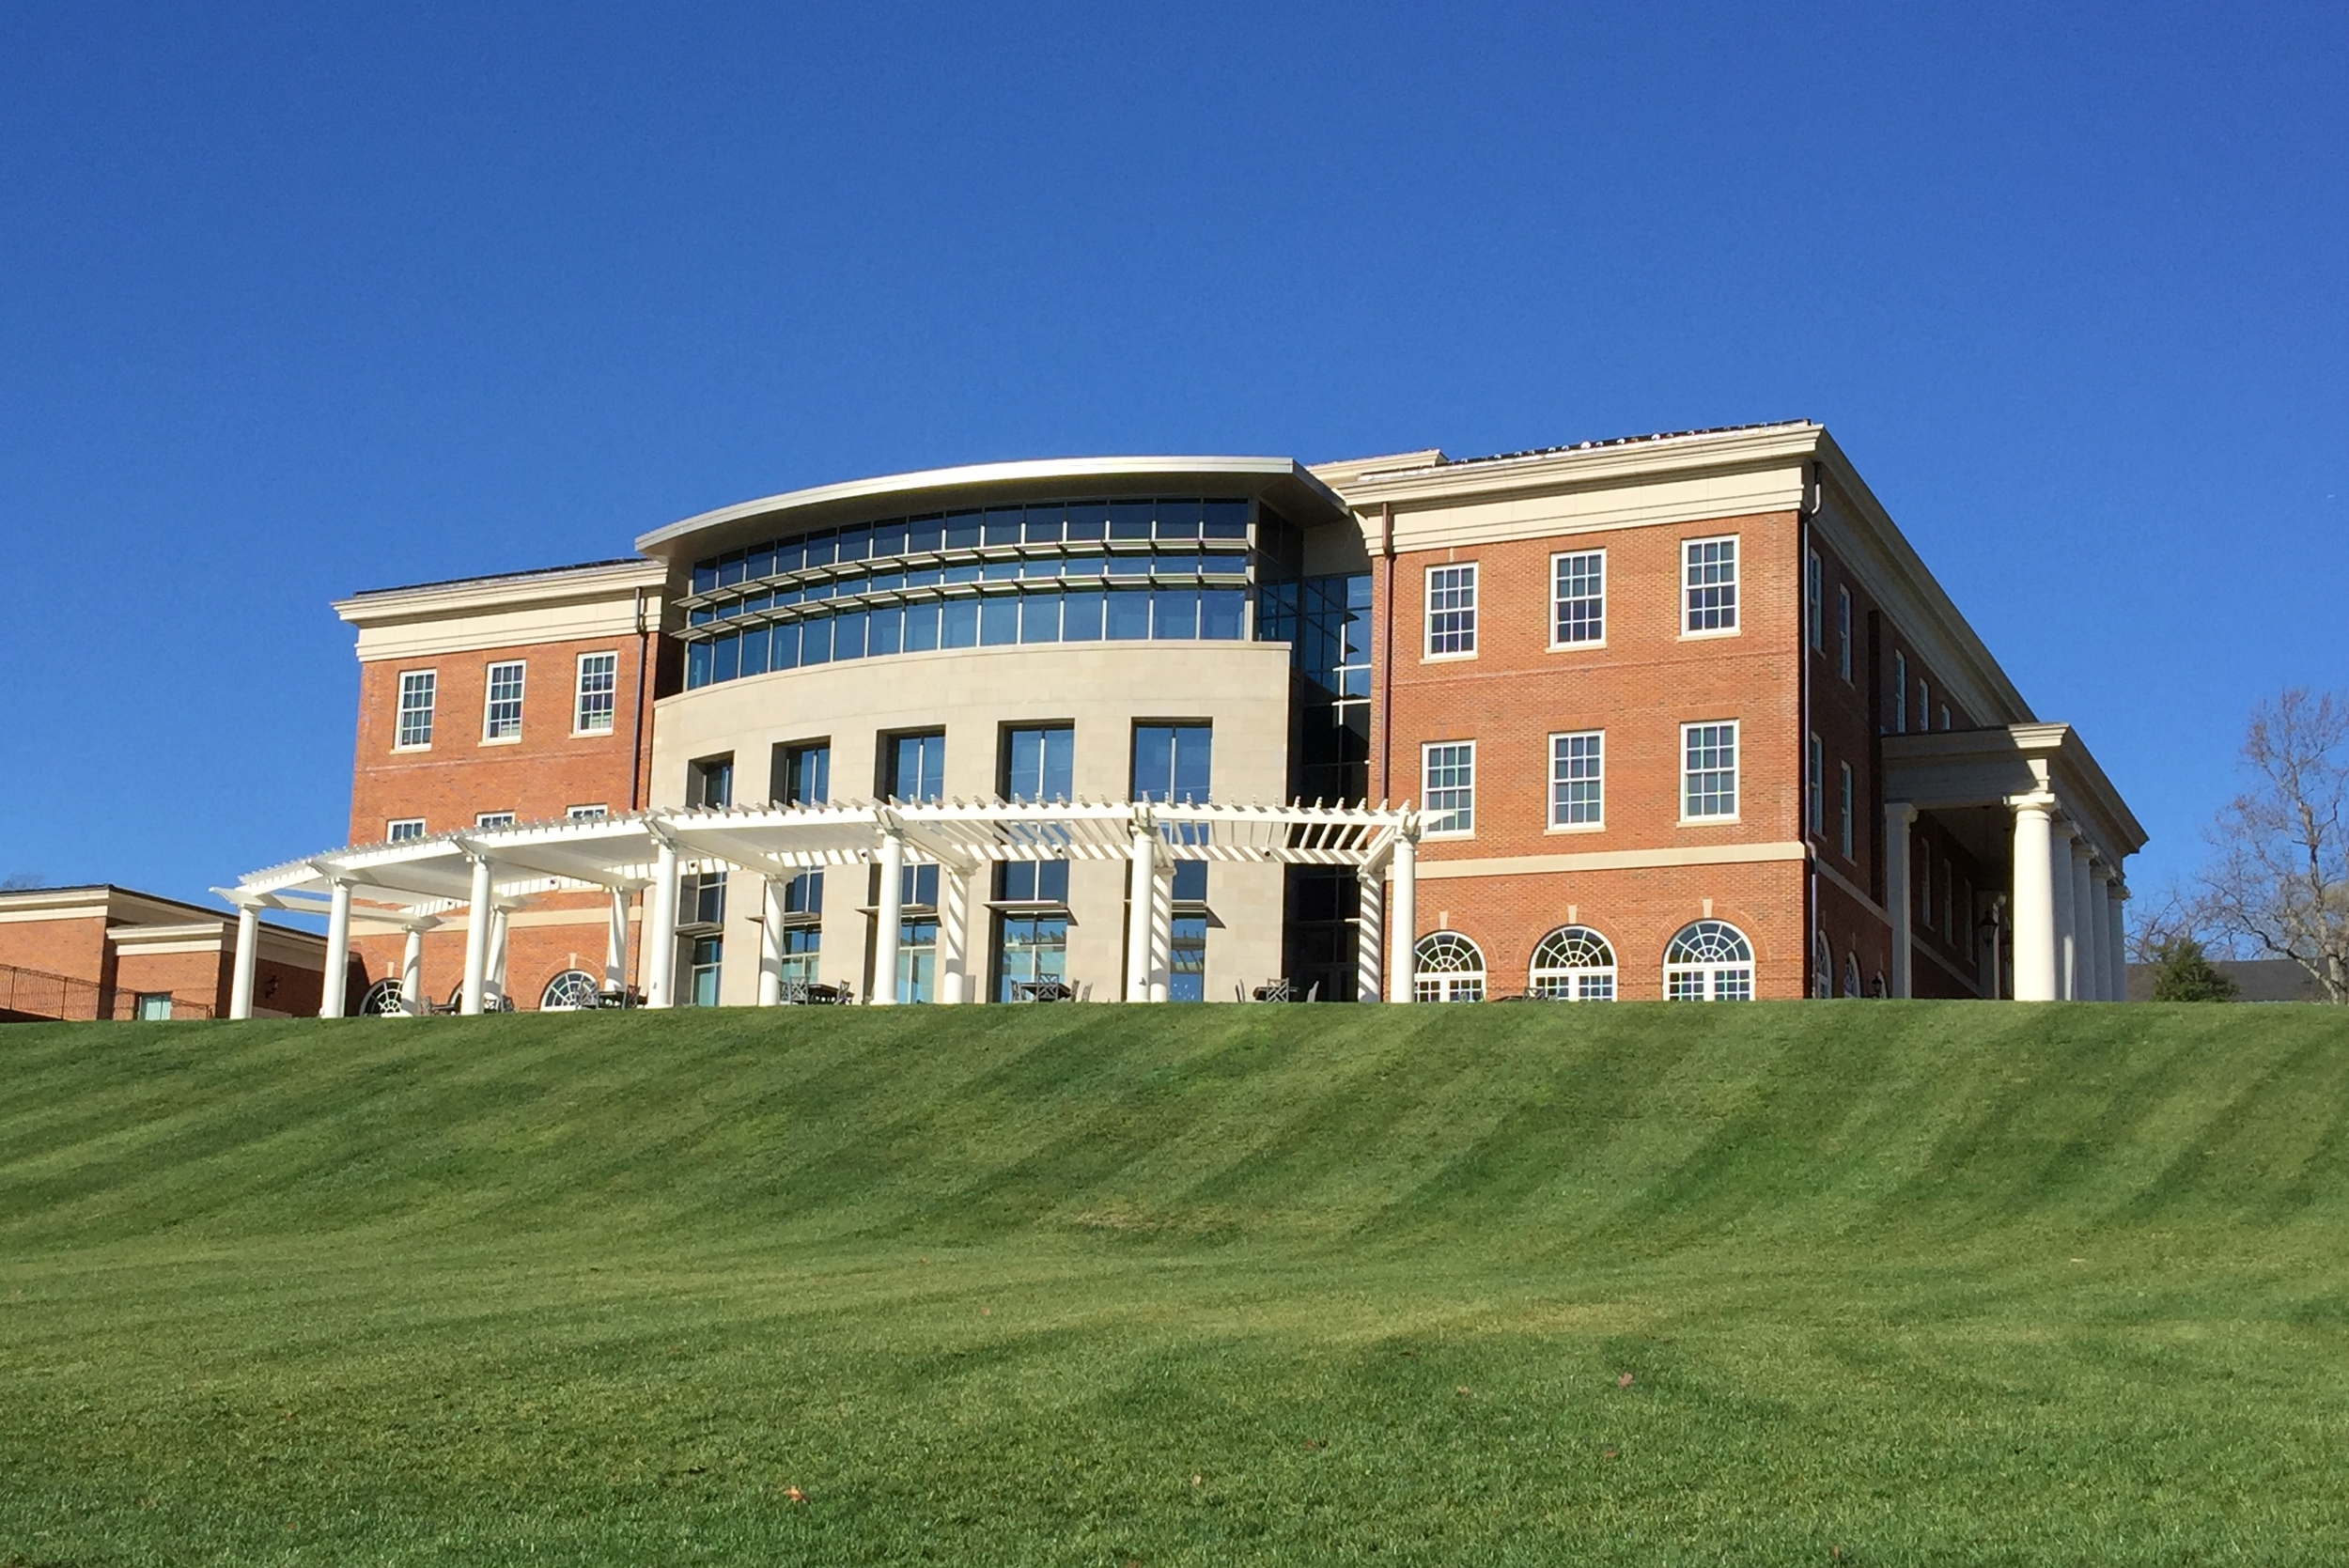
[334,557,670,626]
[632,456,1353,560]
[0,883,323,942]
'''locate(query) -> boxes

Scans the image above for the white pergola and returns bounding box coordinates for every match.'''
[221,799,1422,1018]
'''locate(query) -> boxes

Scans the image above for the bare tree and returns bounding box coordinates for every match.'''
[2194,689,2349,1002]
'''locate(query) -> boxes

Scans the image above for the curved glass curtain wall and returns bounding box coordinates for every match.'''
[682,496,1257,690]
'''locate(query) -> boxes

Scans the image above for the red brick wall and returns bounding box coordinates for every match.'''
[1371,509,1810,995]
[350,905,639,1013]
[350,632,667,843]
[0,914,111,987]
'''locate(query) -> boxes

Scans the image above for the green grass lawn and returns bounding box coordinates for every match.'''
[4,1001,2347,1565]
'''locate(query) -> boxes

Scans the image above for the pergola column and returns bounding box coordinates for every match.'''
[939,866,971,1003]
[643,841,680,1009]
[460,854,495,1016]
[1126,817,1157,1001]
[1883,802,1917,1000]
[228,905,260,1020]
[319,879,354,1018]
[400,927,425,1015]
[487,908,510,1007]
[872,829,906,1004]
[1385,832,1417,1003]
[2009,799,2058,1001]
[2049,819,2078,1001]
[757,875,786,1006]
[605,889,630,998]
[1355,866,1384,1002]
[1148,862,1174,1003]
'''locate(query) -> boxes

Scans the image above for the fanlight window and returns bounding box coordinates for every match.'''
[1843,954,1862,999]
[1412,931,1486,1002]
[1663,920,1754,1001]
[540,970,602,1011]
[1529,925,1616,1001]
[1812,932,1834,999]
[359,977,409,1016]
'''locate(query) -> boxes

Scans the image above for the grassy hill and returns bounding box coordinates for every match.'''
[3,1001,2347,1565]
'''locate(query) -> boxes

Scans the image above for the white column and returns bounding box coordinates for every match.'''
[1883,803,1916,1000]
[605,890,630,997]
[1355,868,1384,1002]
[2107,880,2129,1001]
[644,841,680,1009]
[228,905,260,1020]
[486,908,510,1007]
[319,879,354,1018]
[2049,820,2078,1001]
[873,831,906,1004]
[460,855,494,1016]
[940,866,972,1003]
[1147,863,1174,1003]
[1385,833,1417,1003]
[757,875,786,1006]
[400,927,424,1015]
[1126,817,1157,1001]
[2010,800,2058,1001]
[2075,854,2103,1000]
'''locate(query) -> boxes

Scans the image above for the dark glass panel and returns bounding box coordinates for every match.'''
[872,520,909,557]
[687,639,712,688]
[769,620,800,670]
[983,507,1024,546]
[690,605,714,627]
[1153,587,1200,639]
[738,625,770,676]
[801,530,837,567]
[772,538,804,573]
[718,550,746,587]
[902,601,939,651]
[943,510,983,550]
[745,545,776,581]
[1200,588,1246,640]
[692,562,719,594]
[1107,552,1151,578]
[866,604,903,656]
[712,632,740,682]
[832,608,868,660]
[800,614,832,666]
[941,598,979,647]
[981,559,1020,581]
[836,525,872,563]
[1019,592,1060,643]
[1172,862,1207,902]
[1202,499,1250,538]
[1061,587,1104,641]
[979,595,1019,645]
[1154,499,1204,539]
[907,515,943,552]
[801,576,835,601]
[1200,553,1248,575]
[1108,500,1154,540]
[1065,501,1110,540]
[1023,503,1065,542]
[904,564,942,587]
[1106,587,1152,640]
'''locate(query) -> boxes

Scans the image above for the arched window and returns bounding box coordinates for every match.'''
[359,977,409,1016]
[1663,920,1754,1001]
[1529,925,1616,1001]
[1842,953,1862,999]
[1412,932,1486,1002]
[539,970,602,1011]
[1812,932,1834,999]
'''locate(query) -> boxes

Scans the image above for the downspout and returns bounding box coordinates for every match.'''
[630,586,650,813]
[1377,501,1395,803]
[1799,465,1818,996]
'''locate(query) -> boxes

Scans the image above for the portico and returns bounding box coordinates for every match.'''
[1880,723,2144,1001]
[223,799,1417,1017]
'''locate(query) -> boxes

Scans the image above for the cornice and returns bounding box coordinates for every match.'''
[335,559,672,627]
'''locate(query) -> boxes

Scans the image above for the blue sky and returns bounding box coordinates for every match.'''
[1,2,2341,912]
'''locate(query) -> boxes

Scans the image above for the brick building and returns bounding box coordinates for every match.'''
[0,885,333,1021]
[226,422,2143,1016]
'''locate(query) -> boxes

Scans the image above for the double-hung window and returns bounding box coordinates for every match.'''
[1806,734,1824,834]
[1838,762,1854,859]
[575,652,618,735]
[1805,550,1823,651]
[1422,741,1475,835]
[1550,551,1604,647]
[1683,537,1738,633]
[483,660,525,741]
[1424,564,1477,657]
[1836,587,1853,681]
[1893,653,1908,732]
[1548,731,1603,829]
[885,732,946,802]
[1681,722,1738,821]
[395,670,436,750]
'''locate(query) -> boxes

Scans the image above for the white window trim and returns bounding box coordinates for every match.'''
[393,668,438,753]
[481,660,526,746]
[1422,562,1479,662]
[567,804,609,820]
[1836,585,1854,682]
[386,817,427,843]
[1804,549,1823,651]
[1545,728,1605,834]
[1419,739,1476,838]
[1806,732,1824,835]
[475,811,517,829]
[1838,761,1855,861]
[573,649,621,737]
[1678,535,1741,641]
[1678,719,1740,826]
[1547,548,1607,651]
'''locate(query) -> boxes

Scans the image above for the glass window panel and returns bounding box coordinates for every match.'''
[1202,499,1249,538]
[982,507,1024,545]
[904,564,941,587]
[1061,587,1104,641]
[871,520,908,557]
[995,913,1068,1001]
[689,604,714,627]
[943,510,983,550]
[1019,592,1061,643]
[835,525,872,562]
[1154,499,1203,538]
[802,530,837,567]
[1200,588,1245,640]
[692,562,718,594]
[801,576,834,601]
[772,583,801,606]
[772,538,804,573]
[1200,552,1248,575]
[801,614,832,666]
[1108,501,1154,540]
[1065,502,1110,540]
[944,561,982,583]
[712,631,739,682]
[746,545,775,581]
[1106,587,1152,640]
[902,601,940,651]
[769,620,800,670]
[1133,722,1212,803]
[1003,726,1074,802]
[718,551,746,586]
[866,567,905,592]
[907,516,943,552]
[738,625,770,676]
[981,559,1021,581]
[866,604,903,656]
[687,641,711,688]
[1152,587,1200,639]
[941,598,979,647]
[1107,552,1152,578]
[1023,504,1065,542]
[979,595,1019,645]
[1172,861,1207,902]
[831,608,868,660]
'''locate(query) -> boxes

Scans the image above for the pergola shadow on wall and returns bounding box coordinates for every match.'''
[222,800,1420,1017]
